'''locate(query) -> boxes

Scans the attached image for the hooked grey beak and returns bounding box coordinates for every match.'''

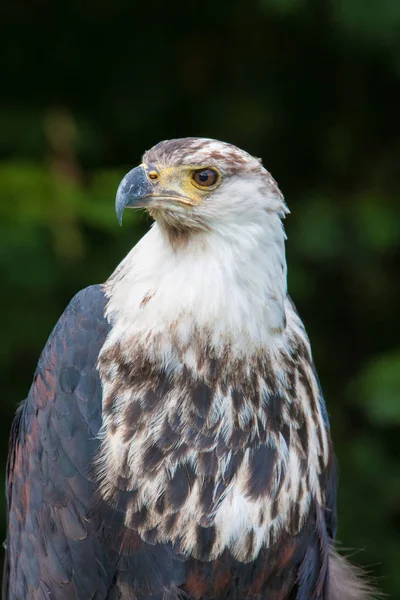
[115,165,154,225]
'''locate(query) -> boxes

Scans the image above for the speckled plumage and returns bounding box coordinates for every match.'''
[3,138,377,599]
[97,298,331,564]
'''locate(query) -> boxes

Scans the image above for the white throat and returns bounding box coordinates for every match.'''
[105,213,287,355]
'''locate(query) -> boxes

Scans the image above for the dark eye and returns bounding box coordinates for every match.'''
[192,168,219,188]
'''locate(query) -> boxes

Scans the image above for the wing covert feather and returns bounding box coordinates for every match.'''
[3,285,113,600]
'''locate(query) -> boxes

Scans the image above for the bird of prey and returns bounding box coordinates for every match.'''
[3,138,376,599]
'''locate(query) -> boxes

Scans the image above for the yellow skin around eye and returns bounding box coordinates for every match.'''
[142,164,221,206]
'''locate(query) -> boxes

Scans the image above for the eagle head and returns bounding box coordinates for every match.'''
[115,137,288,237]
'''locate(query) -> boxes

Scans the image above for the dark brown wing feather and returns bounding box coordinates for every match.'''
[3,285,114,599]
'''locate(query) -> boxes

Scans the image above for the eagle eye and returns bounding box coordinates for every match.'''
[191,168,219,188]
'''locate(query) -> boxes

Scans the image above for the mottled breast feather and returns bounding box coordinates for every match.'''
[96,295,337,599]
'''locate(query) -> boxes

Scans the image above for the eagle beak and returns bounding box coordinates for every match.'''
[115,165,154,225]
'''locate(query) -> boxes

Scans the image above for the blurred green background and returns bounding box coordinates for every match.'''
[1,0,399,595]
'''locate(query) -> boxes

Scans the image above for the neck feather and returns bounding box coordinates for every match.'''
[105,214,287,355]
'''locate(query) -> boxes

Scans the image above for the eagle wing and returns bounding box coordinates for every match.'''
[3,285,115,599]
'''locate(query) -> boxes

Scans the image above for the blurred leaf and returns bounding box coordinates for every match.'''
[333,0,400,45]
[0,110,47,158]
[289,195,344,260]
[261,0,304,17]
[354,194,399,253]
[350,352,400,425]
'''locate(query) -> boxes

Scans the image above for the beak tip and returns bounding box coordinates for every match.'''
[115,198,124,226]
[115,165,152,225]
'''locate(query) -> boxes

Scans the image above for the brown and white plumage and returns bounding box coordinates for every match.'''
[3,138,377,599]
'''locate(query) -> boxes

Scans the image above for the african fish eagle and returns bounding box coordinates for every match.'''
[3,138,376,599]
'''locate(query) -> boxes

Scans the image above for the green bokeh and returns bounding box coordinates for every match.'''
[1,0,399,595]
